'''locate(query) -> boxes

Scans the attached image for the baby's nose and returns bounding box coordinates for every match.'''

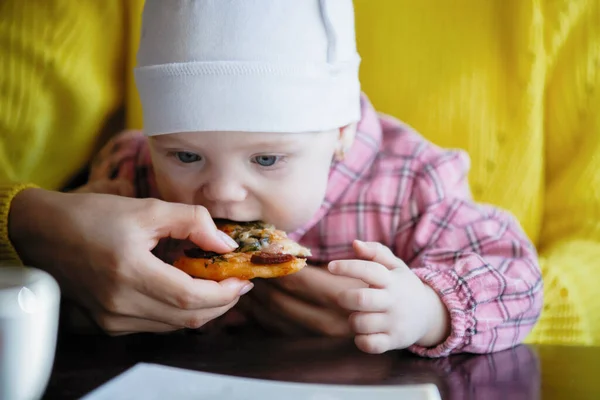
[202,179,248,203]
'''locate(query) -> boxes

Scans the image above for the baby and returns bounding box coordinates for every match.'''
[87,0,542,357]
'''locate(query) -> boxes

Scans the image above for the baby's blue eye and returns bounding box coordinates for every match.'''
[175,152,202,163]
[253,155,278,167]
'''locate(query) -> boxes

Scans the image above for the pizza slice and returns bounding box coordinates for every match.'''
[173,220,311,281]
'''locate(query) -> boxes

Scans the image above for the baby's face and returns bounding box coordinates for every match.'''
[148,129,340,232]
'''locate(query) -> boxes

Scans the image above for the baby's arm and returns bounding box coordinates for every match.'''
[398,148,542,357]
[330,139,542,357]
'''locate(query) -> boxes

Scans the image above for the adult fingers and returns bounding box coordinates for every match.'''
[144,200,238,253]
[135,253,252,310]
[237,295,312,336]
[250,280,351,337]
[352,240,407,271]
[93,312,180,335]
[96,283,241,330]
[271,265,366,309]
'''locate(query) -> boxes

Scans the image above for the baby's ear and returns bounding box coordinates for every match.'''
[335,124,357,161]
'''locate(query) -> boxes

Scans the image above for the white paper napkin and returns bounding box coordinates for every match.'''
[82,363,442,400]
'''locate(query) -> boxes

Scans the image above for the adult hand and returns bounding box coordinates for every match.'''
[238,264,367,337]
[71,179,135,197]
[8,188,253,335]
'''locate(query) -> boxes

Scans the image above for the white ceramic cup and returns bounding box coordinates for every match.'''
[0,267,61,400]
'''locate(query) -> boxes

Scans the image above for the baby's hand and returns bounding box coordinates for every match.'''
[328,240,450,354]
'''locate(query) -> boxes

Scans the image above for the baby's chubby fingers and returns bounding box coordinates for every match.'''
[355,333,392,355]
[328,260,391,288]
[349,312,389,334]
[352,240,408,271]
[337,288,392,312]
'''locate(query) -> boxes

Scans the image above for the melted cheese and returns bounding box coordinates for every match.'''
[217,221,311,257]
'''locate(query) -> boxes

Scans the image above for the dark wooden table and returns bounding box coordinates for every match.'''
[43,329,600,399]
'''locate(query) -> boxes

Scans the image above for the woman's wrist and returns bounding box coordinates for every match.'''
[8,188,59,266]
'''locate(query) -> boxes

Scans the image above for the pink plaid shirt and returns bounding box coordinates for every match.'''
[90,95,542,358]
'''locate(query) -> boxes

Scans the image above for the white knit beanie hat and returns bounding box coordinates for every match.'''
[135,0,361,136]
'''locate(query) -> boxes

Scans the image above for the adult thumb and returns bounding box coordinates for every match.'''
[146,200,238,253]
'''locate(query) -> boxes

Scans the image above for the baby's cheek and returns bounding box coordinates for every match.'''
[266,177,328,231]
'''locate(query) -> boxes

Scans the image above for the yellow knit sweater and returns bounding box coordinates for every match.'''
[1,0,599,346]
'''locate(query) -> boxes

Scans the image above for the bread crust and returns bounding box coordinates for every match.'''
[174,252,306,281]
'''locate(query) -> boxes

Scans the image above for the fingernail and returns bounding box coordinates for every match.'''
[239,283,254,296]
[218,230,239,249]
